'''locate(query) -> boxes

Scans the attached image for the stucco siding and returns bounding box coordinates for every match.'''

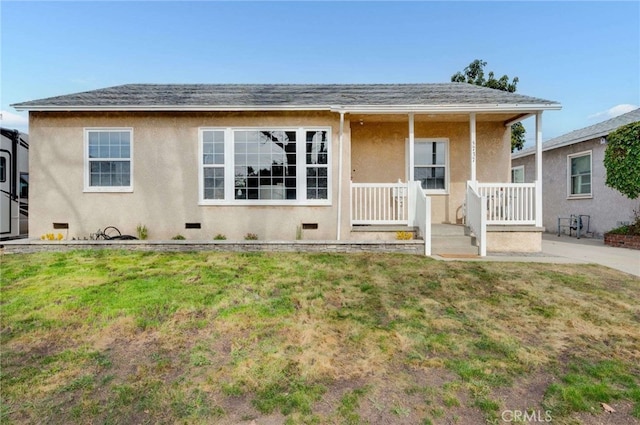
[30,111,512,240]
[29,111,346,240]
[511,138,637,237]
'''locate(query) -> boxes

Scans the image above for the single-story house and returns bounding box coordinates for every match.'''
[511,108,639,237]
[12,83,560,255]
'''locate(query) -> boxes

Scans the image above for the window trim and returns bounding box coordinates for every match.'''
[412,137,450,195]
[566,150,592,199]
[511,165,525,183]
[198,127,332,206]
[84,128,134,193]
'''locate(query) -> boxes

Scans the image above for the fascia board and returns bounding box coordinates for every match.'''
[12,103,562,113]
[511,130,610,159]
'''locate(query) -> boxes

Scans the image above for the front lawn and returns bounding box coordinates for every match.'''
[1,251,639,424]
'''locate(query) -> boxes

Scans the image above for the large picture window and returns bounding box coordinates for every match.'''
[85,129,133,192]
[567,151,591,198]
[200,127,331,205]
[414,138,448,193]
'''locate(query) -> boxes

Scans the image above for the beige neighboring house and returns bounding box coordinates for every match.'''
[512,108,640,238]
[12,83,560,255]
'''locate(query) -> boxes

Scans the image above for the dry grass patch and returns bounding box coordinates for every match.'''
[1,250,639,424]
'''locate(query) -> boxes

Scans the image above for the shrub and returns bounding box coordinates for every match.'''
[607,209,640,236]
[213,234,227,240]
[136,224,148,240]
[244,233,258,240]
[396,231,413,240]
[171,235,186,240]
[604,121,640,200]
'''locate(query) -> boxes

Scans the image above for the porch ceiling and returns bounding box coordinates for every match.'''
[349,112,522,124]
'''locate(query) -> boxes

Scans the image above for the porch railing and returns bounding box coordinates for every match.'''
[466,181,486,256]
[350,181,409,225]
[410,180,431,256]
[476,182,537,225]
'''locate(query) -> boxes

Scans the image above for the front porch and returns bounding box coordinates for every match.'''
[350,180,543,256]
[345,111,546,256]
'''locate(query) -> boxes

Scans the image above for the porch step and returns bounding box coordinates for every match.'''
[431,224,478,255]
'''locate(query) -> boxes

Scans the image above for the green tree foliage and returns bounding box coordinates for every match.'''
[451,59,525,152]
[604,121,640,199]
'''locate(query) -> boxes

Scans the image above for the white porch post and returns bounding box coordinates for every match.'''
[535,111,543,227]
[470,112,477,182]
[337,111,345,240]
[408,112,415,182]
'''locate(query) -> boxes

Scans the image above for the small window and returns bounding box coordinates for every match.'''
[0,157,6,183]
[414,139,448,193]
[511,165,524,183]
[19,173,28,198]
[85,129,133,192]
[567,151,592,198]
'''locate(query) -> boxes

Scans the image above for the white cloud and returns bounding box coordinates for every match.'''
[0,110,28,129]
[588,104,638,122]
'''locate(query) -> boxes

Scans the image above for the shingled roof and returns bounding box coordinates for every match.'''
[12,83,559,112]
[512,107,640,158]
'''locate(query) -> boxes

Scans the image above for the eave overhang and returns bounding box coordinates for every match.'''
[12,103,562,113]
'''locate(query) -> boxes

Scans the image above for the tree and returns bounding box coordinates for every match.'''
[604,121,640,200]
[451,59,525,152]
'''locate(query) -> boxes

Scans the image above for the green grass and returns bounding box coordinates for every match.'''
[1,250,639,424]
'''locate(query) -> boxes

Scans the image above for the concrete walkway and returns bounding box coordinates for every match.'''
[431,228,639,277]
[540,233,640,277]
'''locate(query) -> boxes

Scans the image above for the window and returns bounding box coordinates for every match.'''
[200,127,331,205]
[85,129,133,192]
[0,157,5,183]
[414,138,448,193]
[202,130,225,200]
[19,173,28,198]
[305,130,329,200]
[511,165,524,183]
[234,130,297,200]
[567,151,591,198]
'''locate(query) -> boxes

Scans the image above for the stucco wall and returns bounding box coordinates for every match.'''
[511,138,637,237]
[29,111,511,240]
[351,120,510,224]
[29,111,350,240]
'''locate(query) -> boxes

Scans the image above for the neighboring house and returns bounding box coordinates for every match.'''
[12,83,560,254]
[512,108,640,238]
[0,128,29,240]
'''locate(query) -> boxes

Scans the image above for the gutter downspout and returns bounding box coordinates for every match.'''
[336,111,345,240]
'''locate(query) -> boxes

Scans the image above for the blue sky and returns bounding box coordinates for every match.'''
[1,1,638,146]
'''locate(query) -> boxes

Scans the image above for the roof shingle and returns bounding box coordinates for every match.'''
[12,83,559,110]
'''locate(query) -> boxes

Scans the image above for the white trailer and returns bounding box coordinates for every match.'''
[1,128,29,240]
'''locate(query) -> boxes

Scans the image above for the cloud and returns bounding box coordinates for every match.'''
[0,110,28,128]
[588,104,638,122]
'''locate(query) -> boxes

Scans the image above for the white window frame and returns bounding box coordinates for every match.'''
[511,165,525,183]
[198,127,332,206]
[567,150,592,199]
[411,137,449,195]
[84,128,133,193]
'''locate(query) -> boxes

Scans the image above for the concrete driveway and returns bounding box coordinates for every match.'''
[542,233,640,277]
